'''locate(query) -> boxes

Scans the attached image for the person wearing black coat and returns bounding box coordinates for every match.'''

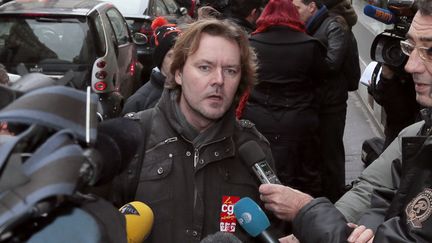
[122,68,167,115]
[242,0,326,197]
[293,0,360,202]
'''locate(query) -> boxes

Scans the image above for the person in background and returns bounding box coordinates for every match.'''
[368,64,420,150]
[222,0,264,34]
[241,0,326,197]
[112,18,285,242]
[122,17,181,114]
[293,0,360,202]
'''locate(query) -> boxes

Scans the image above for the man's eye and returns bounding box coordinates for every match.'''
[199,65,210,72]
[426,47,432,60]
[224,68,238,77]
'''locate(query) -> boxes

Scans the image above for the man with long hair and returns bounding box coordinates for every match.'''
[112,19,285,242]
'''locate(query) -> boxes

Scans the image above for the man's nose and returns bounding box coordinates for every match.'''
[405,49,425,74]
[211,68,224,86]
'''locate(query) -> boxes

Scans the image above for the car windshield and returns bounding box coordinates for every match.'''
[0,16,96,74]
[155,0,179,15]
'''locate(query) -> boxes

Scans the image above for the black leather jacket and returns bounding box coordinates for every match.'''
[306,6,351,112]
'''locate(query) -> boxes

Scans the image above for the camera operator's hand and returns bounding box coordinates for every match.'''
[380,64,395,80]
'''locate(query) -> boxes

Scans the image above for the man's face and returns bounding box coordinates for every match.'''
[404,12,432,107]
[292,0,314,23]
[161,48,174,80]
[175,33,241,131]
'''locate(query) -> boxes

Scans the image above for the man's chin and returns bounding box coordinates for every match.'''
[416,95,432,107]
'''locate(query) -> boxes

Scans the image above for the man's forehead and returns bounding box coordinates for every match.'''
[407,12,432,42]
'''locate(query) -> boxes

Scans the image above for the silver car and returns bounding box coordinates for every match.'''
[0,0,142,119]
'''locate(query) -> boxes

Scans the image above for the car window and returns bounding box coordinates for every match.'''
[106,8,130,46]
[92,14,107,56]
[100,0,148,16]
[0,16,95,72]
[149,0,179,16]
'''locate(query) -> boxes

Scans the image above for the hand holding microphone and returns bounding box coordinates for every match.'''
[119,201,154,243]
[259,184,313,222]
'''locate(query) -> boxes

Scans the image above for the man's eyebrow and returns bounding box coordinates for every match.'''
[406,33,432,42]
[419,36,432,42]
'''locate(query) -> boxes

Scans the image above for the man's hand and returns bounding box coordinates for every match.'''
[259,184,313,221]
[347,223,374,243]
[380,64,395,80]
[279,234,300,243]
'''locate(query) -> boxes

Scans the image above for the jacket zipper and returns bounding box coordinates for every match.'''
[192,136,227,212]
[145,137,178,153]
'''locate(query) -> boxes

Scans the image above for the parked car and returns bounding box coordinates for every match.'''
[0,0,142,119]
[103,0,191,82]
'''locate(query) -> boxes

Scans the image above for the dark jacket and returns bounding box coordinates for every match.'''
[291,112,432,243]
[121,69,165,115]
[306,6,352,112]
[246,26,325,131]
[115,89,283,242]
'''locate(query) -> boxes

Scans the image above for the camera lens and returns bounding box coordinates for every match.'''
[371,33,407,68]
[383,40,405,67]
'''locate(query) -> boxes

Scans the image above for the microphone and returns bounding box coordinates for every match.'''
[233,197,279,243]
[363,5,396,25]
[238,141,281,184]
[119,201,154,243]
[200,231,242,243]
[81,117,143,186]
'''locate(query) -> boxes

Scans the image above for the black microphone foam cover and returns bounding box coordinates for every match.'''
[238,140,267,167]
[200,232,242,243]
[94,118,143,184]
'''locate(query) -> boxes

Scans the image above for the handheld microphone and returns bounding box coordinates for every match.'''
[233,197,278,243]
[119,201,154,243]
[82,117,143,186]
[363,5,396,25]
[238,141,281,185]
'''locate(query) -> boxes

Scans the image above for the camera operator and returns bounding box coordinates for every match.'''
[257,0,432,242]
[368,64,420,149]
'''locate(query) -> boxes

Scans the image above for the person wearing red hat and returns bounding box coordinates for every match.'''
[122,17,181,114]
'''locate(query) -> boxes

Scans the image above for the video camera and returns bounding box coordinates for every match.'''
[364,0,417,68]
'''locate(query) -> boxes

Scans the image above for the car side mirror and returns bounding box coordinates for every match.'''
[177,7,188,16]
[132,32,148,45]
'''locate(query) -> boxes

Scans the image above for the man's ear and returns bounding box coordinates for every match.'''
[247,8,262,23]
[175,70,182,85]
[308,2,317,13]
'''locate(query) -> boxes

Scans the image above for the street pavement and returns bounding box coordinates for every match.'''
[343,0,386,185]
[344,92,382,184]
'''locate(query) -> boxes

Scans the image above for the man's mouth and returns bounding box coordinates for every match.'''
[207,94,223,102]
[414,82,431,93]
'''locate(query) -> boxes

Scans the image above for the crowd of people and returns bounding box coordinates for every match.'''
[2,0,432,242]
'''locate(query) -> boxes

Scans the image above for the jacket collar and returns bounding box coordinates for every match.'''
[306,5,329,35]
[156,89,236,148]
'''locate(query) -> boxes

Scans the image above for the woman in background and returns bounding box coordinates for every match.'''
[241,0,326,197]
